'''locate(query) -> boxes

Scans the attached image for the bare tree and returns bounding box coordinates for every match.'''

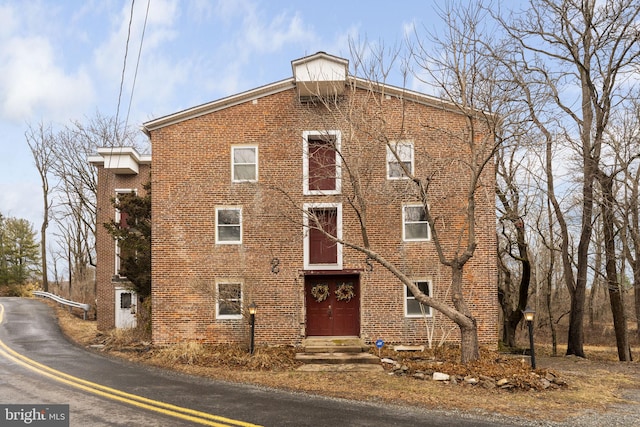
[496,0,640,358]
[610,100,640,344]
[496,140,533,348]
[25,122,56,292]
[269,3,506,363]
[407,2,513,361]
[49,113,143,297]
[623,157,640,339]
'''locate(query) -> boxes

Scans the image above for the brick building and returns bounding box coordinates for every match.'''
[89,147,151,330]
[91,52,498,348]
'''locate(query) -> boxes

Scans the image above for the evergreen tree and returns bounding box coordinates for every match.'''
[105,181,151,298]
[0,214,41,286]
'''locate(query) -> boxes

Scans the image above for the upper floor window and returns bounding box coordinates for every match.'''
[402,204,430,241]
[303,130,341,195]
[303,203,343,270]
[232,146,258,182]
[405,280,432,317]
[114,189,136,275]
[387,141,414,179]
[216,207,242,244]
[216,281,243,319]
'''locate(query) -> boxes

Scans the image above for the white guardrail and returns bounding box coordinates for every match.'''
[33,291,92,320]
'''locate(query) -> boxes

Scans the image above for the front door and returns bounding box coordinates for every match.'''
[115,288,137,329]
[305,275,360,336]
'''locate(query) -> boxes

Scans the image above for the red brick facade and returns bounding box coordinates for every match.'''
[93,53,498,348]
[91,149,150,331]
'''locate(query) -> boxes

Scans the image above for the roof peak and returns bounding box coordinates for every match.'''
[291,52,349,98]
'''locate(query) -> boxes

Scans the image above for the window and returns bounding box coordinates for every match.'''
[303,203,342,270]
[114,189,135,275]
[120,292,132,309]
[405,280,432,317]
[216,282,242,319]
[387,141,414,179]
[402,204,430,241]
[232,146,258,182]
[216,207,242,244]
[303,130,341,195]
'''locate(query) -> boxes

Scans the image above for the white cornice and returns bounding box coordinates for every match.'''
[88,146,151,174]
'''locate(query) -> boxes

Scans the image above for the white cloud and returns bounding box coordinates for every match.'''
[193,3,318,96]
[0,4,18,37]
[242,10,314,54]
[0,2,96,123]
[0,35,95,122]
[91,0,180,117]
[188,0,216,22]
[92,0,177,79]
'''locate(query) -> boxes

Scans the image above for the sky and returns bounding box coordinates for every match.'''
[0,0,489,231]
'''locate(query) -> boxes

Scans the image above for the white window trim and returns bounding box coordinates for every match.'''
[402,203,431,242]
[215,206,242,244]
[114,188,137,275]
[404,279,433,318]
[231,145,258,183]
[303,202,343,270]
[215,280,243,320]
[302,130,342,195]
[386,140,414,180]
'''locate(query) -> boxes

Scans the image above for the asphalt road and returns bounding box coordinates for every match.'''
[0,297,517,427]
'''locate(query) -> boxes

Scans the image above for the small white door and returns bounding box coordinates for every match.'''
[115,288,137,329]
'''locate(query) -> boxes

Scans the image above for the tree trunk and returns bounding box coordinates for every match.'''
[633,260,640,341]
[40,223,48,292]
[546,273,557,356]
[566,286,586,357]
[502,316,516,348]
[636,278,640,341]
[498,219,531,349]
[608,287,632,361]
[460,322,480,364]
[566,155,595,359]
[599,172,632,361]
[497,262,517,347]
[588,244,602,328]
[450,263,480,363]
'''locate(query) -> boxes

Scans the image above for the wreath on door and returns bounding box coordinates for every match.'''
[335,282,355,302]
[310,284,329,302]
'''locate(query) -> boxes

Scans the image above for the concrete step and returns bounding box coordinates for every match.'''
[296,363,384,372]
[295,351,381,365]
[302,345,365,354]
[301,337,369,354]
[296,337,382,372]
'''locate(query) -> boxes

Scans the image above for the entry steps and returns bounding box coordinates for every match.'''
[295,337,383,372]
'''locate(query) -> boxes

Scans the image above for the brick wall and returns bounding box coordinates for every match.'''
[149,87,498,347]
[95,164,151,331]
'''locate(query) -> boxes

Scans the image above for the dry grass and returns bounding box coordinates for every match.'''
[51,303,640,424]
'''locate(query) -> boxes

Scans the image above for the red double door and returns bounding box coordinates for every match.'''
[305,275,360,336]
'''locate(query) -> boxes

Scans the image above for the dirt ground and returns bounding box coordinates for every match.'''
[52,303,640,425]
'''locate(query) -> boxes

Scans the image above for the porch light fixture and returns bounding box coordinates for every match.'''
[523,306,536,369]
[248,302,257,355]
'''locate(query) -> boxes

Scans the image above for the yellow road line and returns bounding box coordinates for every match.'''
[0,303,261,427]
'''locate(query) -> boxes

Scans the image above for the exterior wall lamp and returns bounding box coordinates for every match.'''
[248,302,257,355]
[523,306,536,369]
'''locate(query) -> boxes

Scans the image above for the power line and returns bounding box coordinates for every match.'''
[125,0,151,132]
[115,0,136,145]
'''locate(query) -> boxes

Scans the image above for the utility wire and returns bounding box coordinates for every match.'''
[125,0,150,132]
[115,0,136,145]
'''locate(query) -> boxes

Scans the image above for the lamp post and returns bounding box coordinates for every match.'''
[248,302,257,355]
[523,306,536,369]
